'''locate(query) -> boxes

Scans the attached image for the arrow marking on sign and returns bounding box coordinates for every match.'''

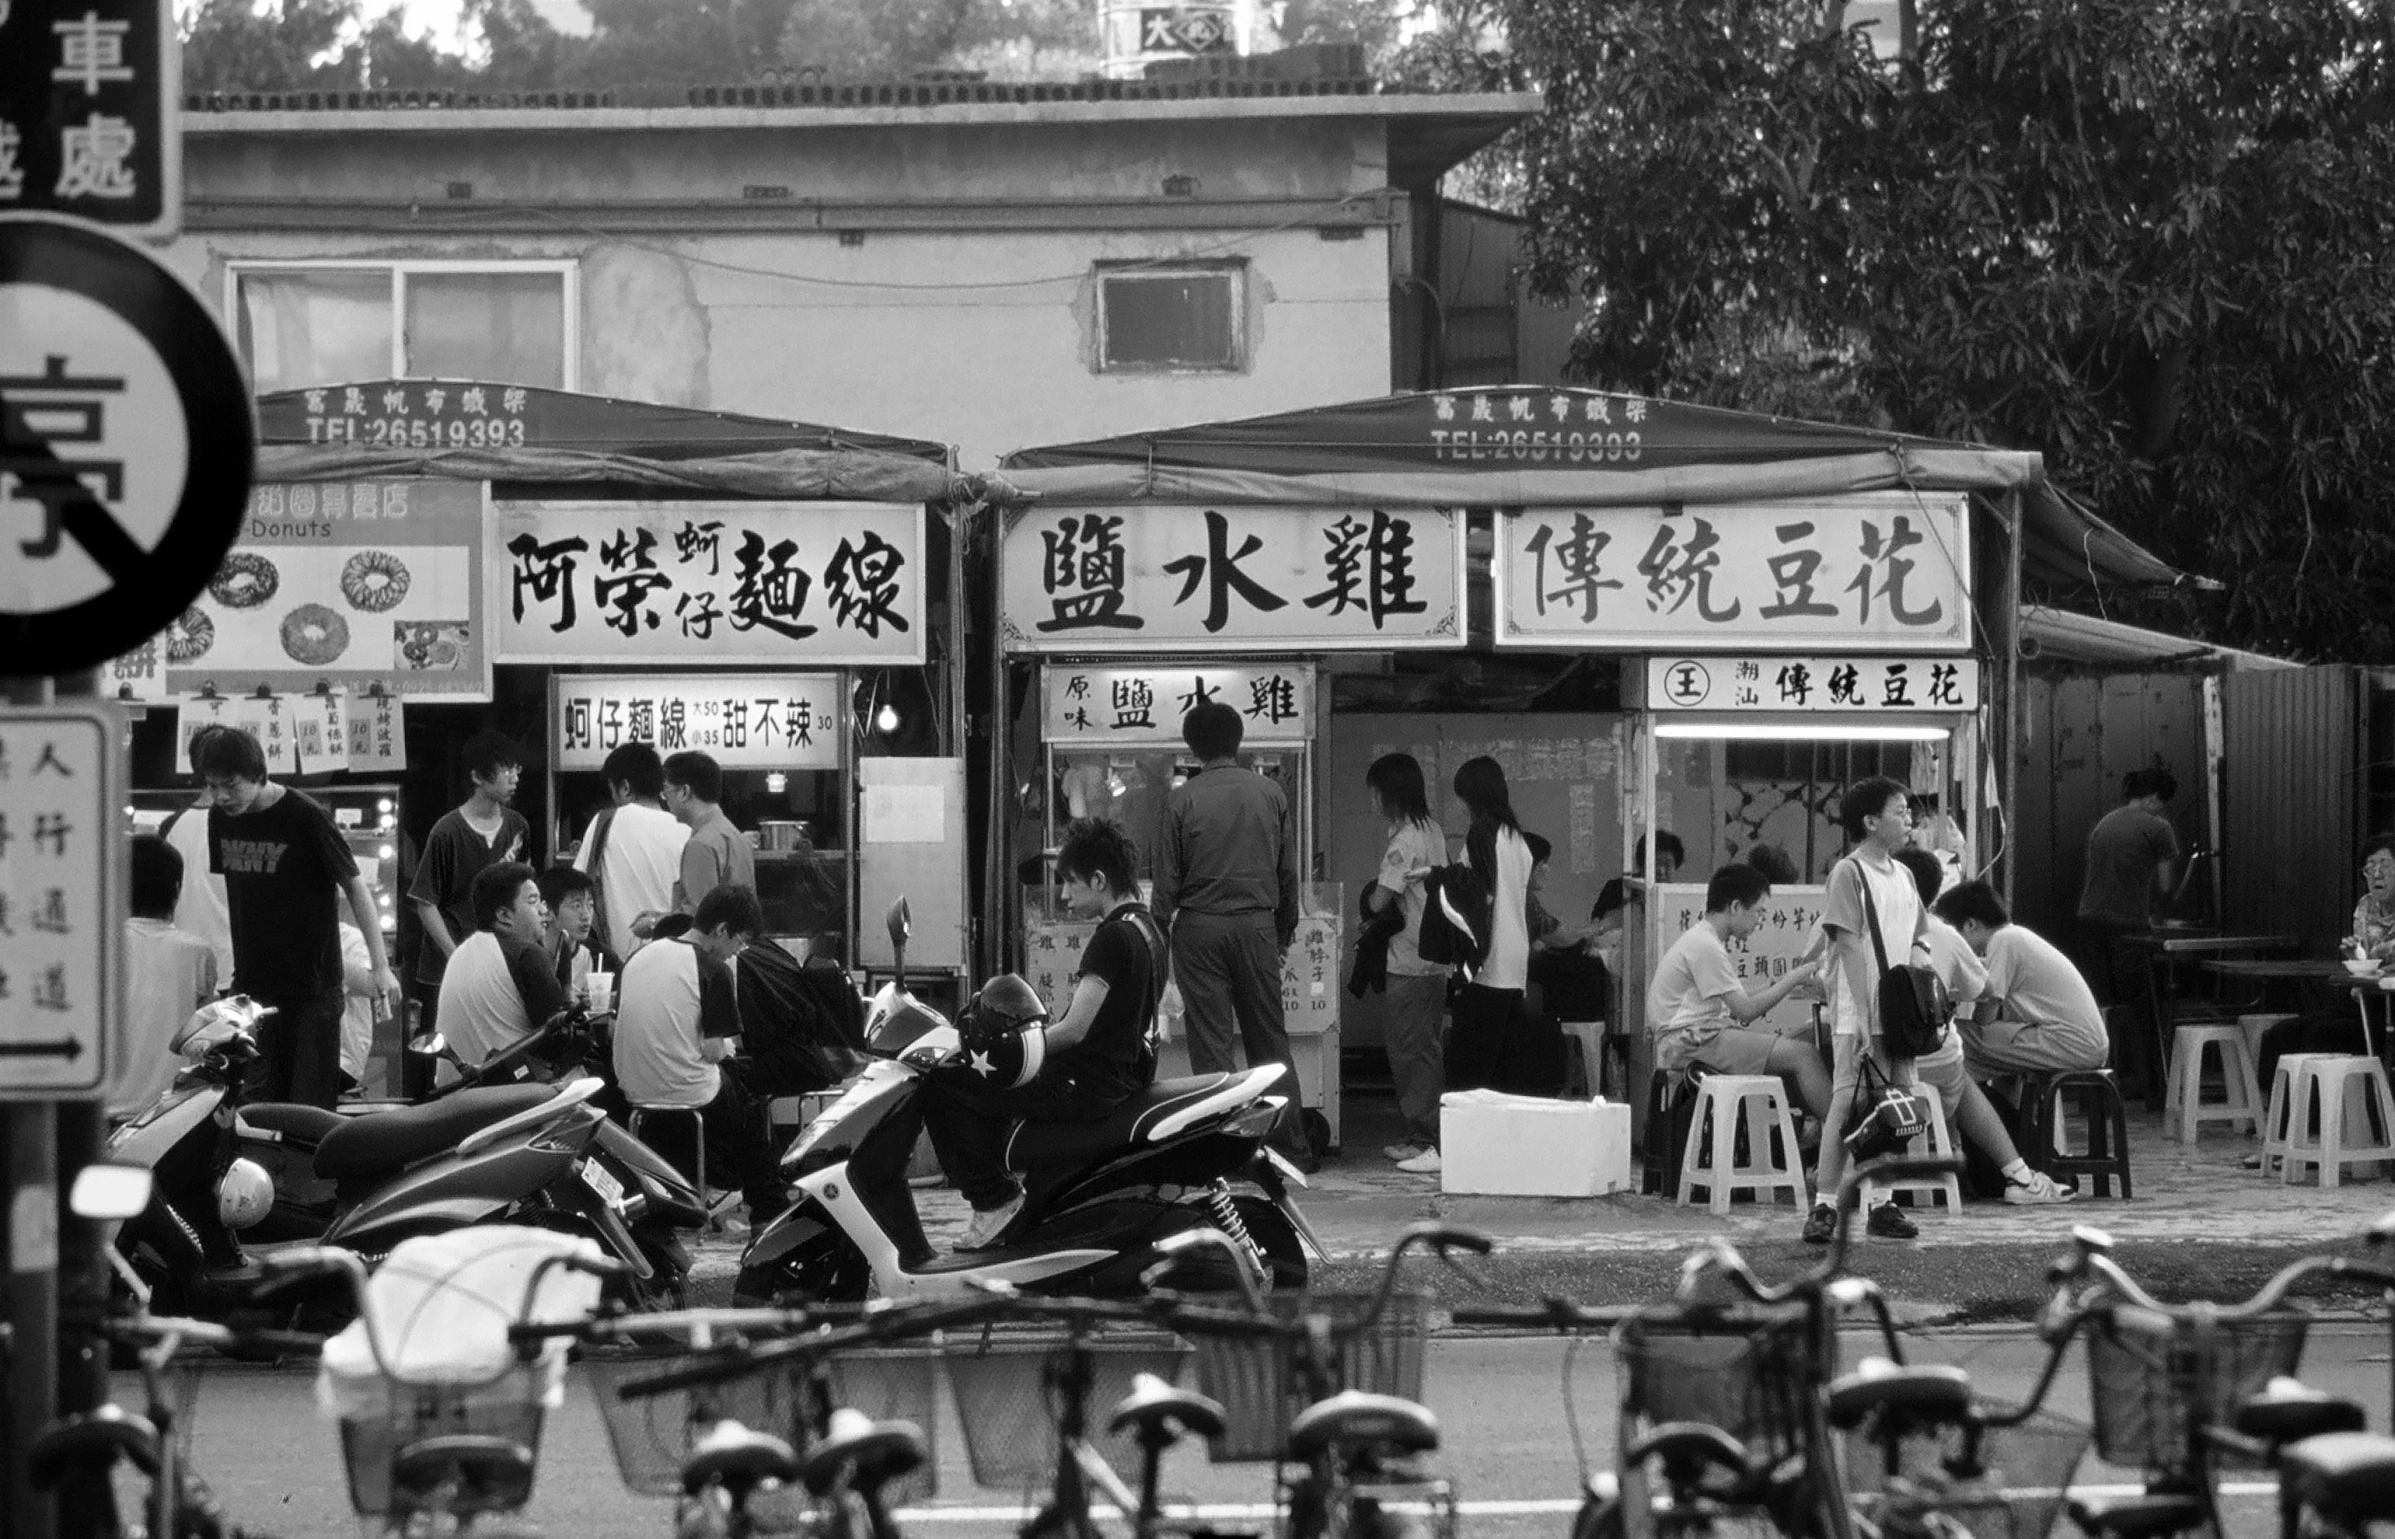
[0,1038,85,1060]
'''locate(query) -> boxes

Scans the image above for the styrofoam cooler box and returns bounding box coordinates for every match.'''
[1439,1090,1633,1196]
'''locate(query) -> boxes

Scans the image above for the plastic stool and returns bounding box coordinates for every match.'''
[2021,1070,2134,1199]
[1861,1081,1963,1214]
[2265,1055,2395,1188]
[2166,1024,2263,1141]
[1675,1075,1809,1216]
[630,1102,742,1227]
[2240,1014,2297,1080]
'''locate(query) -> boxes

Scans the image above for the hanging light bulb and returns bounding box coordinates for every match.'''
[764,772,788,794]
[875,702,900,734]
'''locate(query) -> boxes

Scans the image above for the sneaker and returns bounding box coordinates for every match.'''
[1866,1202,1920,1240]
[957,1192,1024,1252]
[2003,1169,2076,1205]
[1383,1143,1427,1163]
[1800,1204,1837,1245]
[1396,1148,1443,1175]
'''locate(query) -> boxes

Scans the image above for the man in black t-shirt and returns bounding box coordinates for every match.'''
[924,818,1165,1251]
[200,728,400,1108]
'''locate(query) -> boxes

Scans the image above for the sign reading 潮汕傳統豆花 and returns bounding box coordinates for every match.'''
[1644,655,1979,715]
[1039,663,1315,745]
[1497,494,1971,652]
[1000,504,1464,653]
[494,502,925,667]
[0,0,180,237]
[554,674,844,773]
[0,708,124,1098]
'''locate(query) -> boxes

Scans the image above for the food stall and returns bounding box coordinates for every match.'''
[1003,389,2045,1143]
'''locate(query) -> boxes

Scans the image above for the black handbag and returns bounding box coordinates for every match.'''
[1854,858,1950,1058]
[1843,1053,1925,1162]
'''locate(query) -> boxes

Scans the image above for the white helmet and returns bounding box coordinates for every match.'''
[214,1159,274,1231]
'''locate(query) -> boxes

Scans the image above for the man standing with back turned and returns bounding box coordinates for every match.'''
[2075,767,2180,1100]
[1152,701,1316,1171]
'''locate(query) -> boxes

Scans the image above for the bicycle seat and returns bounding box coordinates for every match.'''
[1287,1391,1440,1459]
[315,1085,557,1179]
[1005,1069,1277,1172]
[388,1434,537,1516]
[1109,1372,1227,1447]
[800,1411,927,1496]
[1624,1422,1753,1484]
[2066,1492,2207,1539]
[1826,1362,1974,1432]
[240,1102,346,1144]
[2282,1432,2395,1526]
[2235,1381,2367,1446]
[26,1405,160,1486]
[680,1420,800,1496]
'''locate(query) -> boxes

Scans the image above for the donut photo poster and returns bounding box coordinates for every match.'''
[156,478,491,699]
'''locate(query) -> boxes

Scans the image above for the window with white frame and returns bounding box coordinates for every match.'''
[229,261,576,395]
[1095,262,1244,372]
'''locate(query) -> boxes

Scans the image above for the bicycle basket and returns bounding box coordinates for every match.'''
[942,1327,1191,1491]
[2084,1308,2309,1471]
[1842,1406,2091,1539]
[588,1344,941,1503]
[336,1360,551,1516]
[1615,1304,1822,1467]
[1191,1289,1432,1463]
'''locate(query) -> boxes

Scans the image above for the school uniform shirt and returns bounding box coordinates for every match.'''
[408,806,531,990]
[162,801,234,983]
[1921,915,1989,1007]
[1822,850,1923,1039]
[674,806,756,914]
[116,919,217,1121]
[1983,925,2106,1038]
[1645,924,1742,1073]
[339,921,377,1082]
[1474,825,1537,992]
[573,801,689,952]
[614,936,741,1108]
[436,930,569,1068]
[1377,820,1449,978]
[209,790,360,1000]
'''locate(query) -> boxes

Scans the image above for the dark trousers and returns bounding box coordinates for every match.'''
[921,1063,1136,1210]
[1171,909,1313,1160]
[1446,982,1539,1095]
[632,1073,787,1223]
[2078,918,2158,1095]
[240,985,346,1110]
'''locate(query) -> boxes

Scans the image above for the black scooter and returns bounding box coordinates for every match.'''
[735,900,1322,1304]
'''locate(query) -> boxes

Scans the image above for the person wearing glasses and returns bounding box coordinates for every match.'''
[2248,836,2395,1106]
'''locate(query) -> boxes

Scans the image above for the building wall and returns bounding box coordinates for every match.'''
[2013,671,2209,939]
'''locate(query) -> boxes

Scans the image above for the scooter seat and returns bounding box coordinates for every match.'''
[26,1405,160,1486]
[242,1102,346,1145]
[2282,1432,2395,1527]
[315,1085,558,1179]
[1286,1391,1439,1459]
[1003,1069,1272,1173]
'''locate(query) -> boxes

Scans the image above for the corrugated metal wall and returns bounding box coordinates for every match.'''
[2015,673,2208,937]
[2223,666,2362,951]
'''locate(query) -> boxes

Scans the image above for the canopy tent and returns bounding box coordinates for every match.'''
[251,380,985,503]
[2020,605,2291,672]
[2024,484,2211,596]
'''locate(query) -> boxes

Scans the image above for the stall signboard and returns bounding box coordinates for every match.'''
[554,673,843,772]
[1039,663,1314,745]
[1497,494,1971,651]
[495,501,926,667]
[1654,882,1826,1036]
[1001,504,1464,653]
[1645,655,1979,714]
[1026,910,1342,1034]
[154,478,489,698]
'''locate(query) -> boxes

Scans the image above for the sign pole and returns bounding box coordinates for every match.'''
[6,1099,59,1539]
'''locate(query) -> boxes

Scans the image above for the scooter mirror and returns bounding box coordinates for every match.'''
[69,1163,154,1221]
[886,898,911,947]
[408,1031,448,1057]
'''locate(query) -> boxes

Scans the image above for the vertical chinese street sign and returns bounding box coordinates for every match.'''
[1495,494,1972,652]
[0,0,179,239]
[999,504,1465,653]
[0,707,122,1097]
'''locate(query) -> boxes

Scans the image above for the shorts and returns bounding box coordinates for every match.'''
[1690,1025,1809,1077]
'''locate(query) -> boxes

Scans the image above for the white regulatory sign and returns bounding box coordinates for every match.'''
[0,706,123,1097]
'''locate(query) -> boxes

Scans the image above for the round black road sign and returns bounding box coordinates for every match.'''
[0,215,256,677]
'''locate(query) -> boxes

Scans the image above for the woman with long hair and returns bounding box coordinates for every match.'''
[1363,753,1448,1164]
[1434,756,1540,1144]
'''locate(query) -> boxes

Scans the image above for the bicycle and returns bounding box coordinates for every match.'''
[1449,1153,1967,1539]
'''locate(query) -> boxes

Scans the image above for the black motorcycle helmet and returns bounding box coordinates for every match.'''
[967,974,1049,1035]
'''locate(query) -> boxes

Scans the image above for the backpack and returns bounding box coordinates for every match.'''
[1417,864,1493,973]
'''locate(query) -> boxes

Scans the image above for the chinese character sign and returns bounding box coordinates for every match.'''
[1655,882,1825,1037]
[1026,911,1341,1033]
[1001,504,1463,653]
[1647,656,1979,714]
[553,674,843,772]
[144,479,486,699]
[1040,664,1316,745]
[496,501,926,665]
[0,0,176,235]
[0,708,122,1096]
[1499,495,1971,650]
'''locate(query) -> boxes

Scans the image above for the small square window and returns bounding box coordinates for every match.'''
[1097,264,1242,371]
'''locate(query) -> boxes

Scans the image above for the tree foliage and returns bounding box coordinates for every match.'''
[1500,0,2395,661]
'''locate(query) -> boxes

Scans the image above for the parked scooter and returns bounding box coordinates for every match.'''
[104,997,674,1317]
[734,900,1321,1304]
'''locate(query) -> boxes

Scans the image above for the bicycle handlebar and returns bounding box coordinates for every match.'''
[1680,1153,1965,1306]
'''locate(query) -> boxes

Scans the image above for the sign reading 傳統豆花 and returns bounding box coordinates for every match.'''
[1497,494,1971,652]
[1644,655,1979,714]
[0,0,180,237]
[1000,504,1464,653]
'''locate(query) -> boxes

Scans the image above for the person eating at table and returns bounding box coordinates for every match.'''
[2247,835,2395,1130]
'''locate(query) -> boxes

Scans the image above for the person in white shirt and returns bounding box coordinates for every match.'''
[162,726,235,983]
[1362,752,1448,1164]
[338,921,378,1093]
[118,836,219,1122]
[611,885,787,1223]
[434,861,569,1070]
[1647,863,1827,1117]
[1933,881,2110,1075]
[572,740,689,958]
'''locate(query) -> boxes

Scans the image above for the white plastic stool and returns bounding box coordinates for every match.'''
[1675,1075,1809,1216]
[1862,1081,1964,1214]
[2240,1014,2296,1079]
[1559,1021,1608,1098]
[2165,1024,2263,1141]
[2267,1056,2395,1188]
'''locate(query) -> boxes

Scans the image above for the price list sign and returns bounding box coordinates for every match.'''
[0,707,121,1097]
